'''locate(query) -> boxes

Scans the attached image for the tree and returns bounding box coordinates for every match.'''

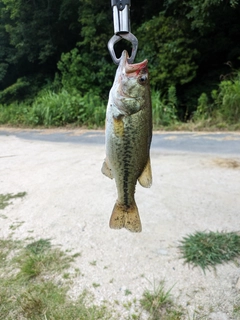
[1,0,79,64]
[136,14,198,90]
[0,0,81,100]
[58,0,115,97]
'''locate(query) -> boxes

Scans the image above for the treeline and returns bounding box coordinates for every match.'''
[0,0,240,128]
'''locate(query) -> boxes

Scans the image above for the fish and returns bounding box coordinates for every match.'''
[101,50,152,232]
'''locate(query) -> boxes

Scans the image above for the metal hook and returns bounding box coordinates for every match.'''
[108,32,138,65]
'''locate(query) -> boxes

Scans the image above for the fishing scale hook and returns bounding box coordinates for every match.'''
[108,0,138,65]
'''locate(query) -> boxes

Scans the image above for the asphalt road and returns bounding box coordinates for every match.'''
[0,129,240,155]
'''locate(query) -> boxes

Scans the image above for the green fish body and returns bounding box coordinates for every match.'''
[102,50,152,232]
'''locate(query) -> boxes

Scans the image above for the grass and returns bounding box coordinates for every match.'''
[179,231,240,271]
[124,289,132,296]
[9,221,24,230]
[0,237,112,320]
[0,235,187,320]
[89,260,97,266]
[140,281,184,320]
[0,192,27,210]
[1,234,239,319]
[1,232,239,319]
[234,303,240,318]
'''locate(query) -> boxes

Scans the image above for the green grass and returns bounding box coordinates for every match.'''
[89,260,97,266]
[0,89,107,128]
[233,303,240,318]
[0,237,112,320]
[0,236,187,320]
[124,289,132,296]
[0,192,27,210]
[140,281,184,320]
[179,231,240,271]
[1,232,239,319]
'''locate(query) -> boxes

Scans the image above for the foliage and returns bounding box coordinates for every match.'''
[1,0,79,64]
[0,0,240,126]
[0,77,30,103]
[165,0,240,33]
[140,281,184,320]
[0,192,27,210]
[193,93,210,121]
[152,87,178,127]
[0,89,107,127]
[193,70,240,125]
[180,231,240,271]
[59,0,115,97]
[29,89,106,127]
[214,74,240,123]
[136,14,198,90]
[0,102,28,124]
[0,237,112,319]
[58,48,114,96]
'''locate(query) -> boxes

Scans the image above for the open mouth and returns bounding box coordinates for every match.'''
[120,50,148,75]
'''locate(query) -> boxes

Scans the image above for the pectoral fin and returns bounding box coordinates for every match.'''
[138,157,152,188]
[101,159,113,179]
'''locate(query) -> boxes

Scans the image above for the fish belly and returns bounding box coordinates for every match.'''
[104,103,151,232]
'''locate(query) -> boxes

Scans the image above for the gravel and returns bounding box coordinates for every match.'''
[0,128,240,319]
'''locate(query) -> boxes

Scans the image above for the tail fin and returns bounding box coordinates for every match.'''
[109,201,142,232]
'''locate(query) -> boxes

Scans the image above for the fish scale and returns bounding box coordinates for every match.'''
[102,50,152,232]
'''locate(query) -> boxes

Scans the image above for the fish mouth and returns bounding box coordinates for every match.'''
[113,50,148,109]
[119,50,148,75]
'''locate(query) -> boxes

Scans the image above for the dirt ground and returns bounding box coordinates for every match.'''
[0,128,240,319]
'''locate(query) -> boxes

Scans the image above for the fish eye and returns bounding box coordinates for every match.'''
[138,74,148,85]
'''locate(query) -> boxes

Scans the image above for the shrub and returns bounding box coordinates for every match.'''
[215,75,240,123]
[0,78,30,104]
[151,86,178,126]
[0,102,29,125]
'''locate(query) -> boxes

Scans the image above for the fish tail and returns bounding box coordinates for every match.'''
[109,201,142,233]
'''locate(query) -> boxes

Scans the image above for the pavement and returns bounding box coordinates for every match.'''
[0,128,240,154]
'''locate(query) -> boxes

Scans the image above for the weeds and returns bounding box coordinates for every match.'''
[140,281,183,320]
[0,89,106,128]
[89,260,97,266]
[233,303,240,318]
[16,239,76,280]
[92,282,101,288]
[0,233,238,319]
[0,192,27,210]
[25,238,52,254]
[1,81,240,130]
[193,71,240,127]
[152,87,178,127]
[9,221,24,230]
[179,231,240,271]
[0,236,188,320]
[0,237,112,320]
[125,289,132,296]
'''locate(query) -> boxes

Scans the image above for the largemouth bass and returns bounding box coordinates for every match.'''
[102,50,152,232]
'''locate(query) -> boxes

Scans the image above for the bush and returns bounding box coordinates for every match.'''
[215,75,240,123]
[0,103,29,125]
[151,86,178,126]
[57,48,114,97]
[0,89,107,127]
[193,71,240,125]
[0,78,30,104]
[193,93,210,121]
